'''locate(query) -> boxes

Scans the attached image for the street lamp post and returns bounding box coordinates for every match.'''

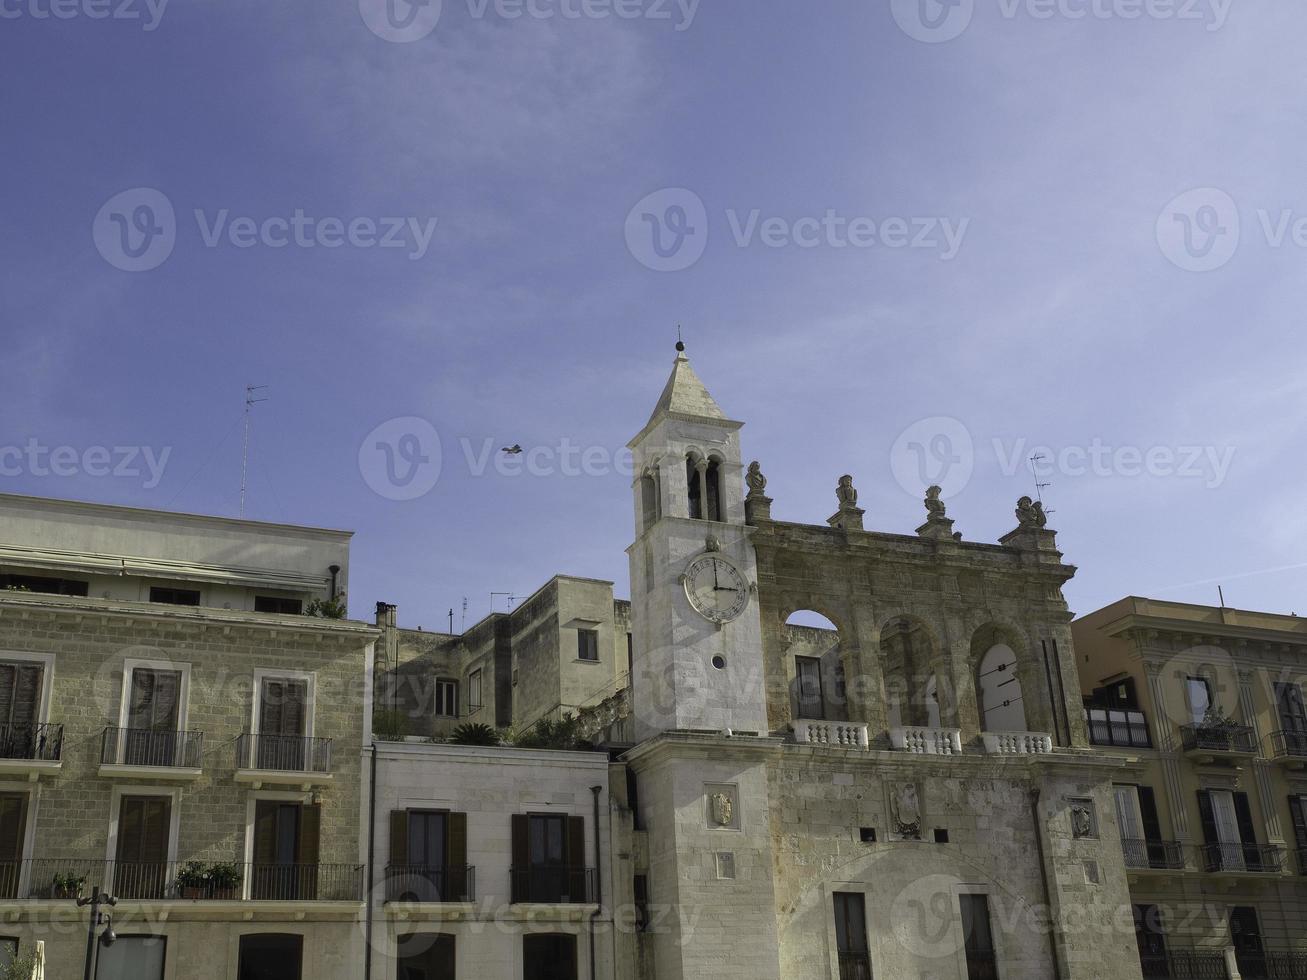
[75,885,117,980]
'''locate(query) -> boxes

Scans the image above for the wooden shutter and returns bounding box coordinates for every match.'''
[1233,793,1258,845]
[1138,787,1163,841]
[447,812,467,868]
[253,800,278,865]
[1289,797,1307,852]
[116,797,169,864]
[511,814,528,902]
[296,804,321,867]
[0,794,28,862]
[389,810,409,867]
[129,669,181,730]
[283,682,307,736]
[259,680,283,734]
[0,664,43,730]
[1197,791,1218,845]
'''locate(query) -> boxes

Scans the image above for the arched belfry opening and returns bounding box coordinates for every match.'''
[686,453,724,522]
[639,468,660,531]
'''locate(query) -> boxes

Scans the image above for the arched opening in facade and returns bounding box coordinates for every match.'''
[975,639,1026,733]
[685,453,723,522]
[784,610,845,722]
[881,616,945,729]
[639,469,660,530]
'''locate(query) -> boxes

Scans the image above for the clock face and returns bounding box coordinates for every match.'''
[683,555,750,624]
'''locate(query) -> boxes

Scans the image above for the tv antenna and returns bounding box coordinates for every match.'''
[1028,453,1054,516]
[240,385,269,518]
[461,597,468,633]
[491,592,519,613]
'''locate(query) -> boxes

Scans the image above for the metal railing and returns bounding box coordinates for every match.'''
[1085,708,1152,748]
[1121,838,1187,871]
[1235,950,1307,979]
[837,952,873,980]
[1139,950,1230,979]
[384,864,475,903]
[0,859,363,901]
[101,728,204,768]
[235,733,332,773]
[1180,724,1256,754]
[1298,849,1307,877]
[1268,730,1307,761]
[0,723,63,762]
[509,866,596,904]
[1198,842,1284,874]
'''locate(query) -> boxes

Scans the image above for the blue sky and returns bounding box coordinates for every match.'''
[4,0,1306,629]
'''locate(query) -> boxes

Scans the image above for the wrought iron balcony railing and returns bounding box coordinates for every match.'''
[1234,949,1307,980]
[1198,842,1284,874]
[1268,729,1307,761]
[509,866,596,904]
[0,723,63,762]
[235,733,332,773]
[384,864,475,903]
[1086,708,1152,748]
[1121,838,1187,871]
[0,859,363,902]
[1138,949,1230,979]
[1180,724,1256,755]
[101,728,204,768]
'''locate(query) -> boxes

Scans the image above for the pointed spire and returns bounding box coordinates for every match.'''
[646,341,728,426]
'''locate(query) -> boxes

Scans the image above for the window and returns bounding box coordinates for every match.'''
[1186,676,1212,725]
[511,813,588,903]
[633,875,649,932]
[626,633,633,674]
[95,935,166,980]
[523,934,577,980]
[1290,796,1307,870]
[113,795,172,899]
[795,656,825,720]
[978,645,1025,733]
[396,933,454,980]
[1198,790,1264,871]
[1114,785,1173,869]
[577,629,599,662]
[1274,683,1307,757]
[255,596,304,615]
[1230,907,1267,979]
[468,670,482,712]
[148,586,200,606]
[960,894,999,980]
[1133,905,1168,978]
[256,677,309,770]
[0,660,45,755]
[123,667,183,766]
[238,934,303,980]
[0,794,29,899]
[833,892,872,980]
[0,573,88,596]
[251,800,320,899]
[388,809,470,902]
[639,472,659,530]
[435,680,459,718]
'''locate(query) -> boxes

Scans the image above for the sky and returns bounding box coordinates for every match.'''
[3,0,1306,630]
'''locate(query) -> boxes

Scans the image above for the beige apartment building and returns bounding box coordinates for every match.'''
[1074,597,1307,979]
[0,493,375,979]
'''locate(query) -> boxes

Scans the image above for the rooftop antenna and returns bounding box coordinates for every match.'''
[460,597,467,633]
[1028,453,1055,517]
[240,385,269,518]
[490,592,519,613]
[1218,585,1226,608]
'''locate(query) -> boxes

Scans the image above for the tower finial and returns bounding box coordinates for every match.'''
[676,324,685,353]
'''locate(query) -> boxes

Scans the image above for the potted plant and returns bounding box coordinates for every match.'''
[176,861,209,899]
[51,871,86,900]
[206,862,242,900]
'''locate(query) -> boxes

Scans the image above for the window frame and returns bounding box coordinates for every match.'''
[147,585,201,607]
[467,669,482,713]
[236,932,304,980]
[250,668,317,740]
[0,651,55,729]
[103,784,182,873]
[93,933,168,980]
[116,658,192,735]
[576,629,600,663]
[434,678,459,718]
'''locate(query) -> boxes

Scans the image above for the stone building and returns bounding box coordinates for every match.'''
[0,493,374,979]
[1074,597,1307,979]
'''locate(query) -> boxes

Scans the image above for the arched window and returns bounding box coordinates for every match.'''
[705,458,722,521]
[978,644,1025,732]
[640,471,659,529]
[686,456,703,520]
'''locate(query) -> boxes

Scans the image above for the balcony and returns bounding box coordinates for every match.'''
[1121,838,1187,872]
[1198,842,1284,875]
[889,726,963,755]
[0,858,364,902]
[1267,730,1307,767]
[0,723,63,779]
[1138,949,1230,979]
[384,865,476,903]
[1237,950,1307,980]
[99,728,204,779]
[1085,708,1152,748]
[234,733,333,789]
[1180,724,1256,764]
[793,720,869,749]
[981,731,1053,755]
[1298,849,1307,876]
[509,866,596,905]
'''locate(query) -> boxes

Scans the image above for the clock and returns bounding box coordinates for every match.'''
[682,555,750,624]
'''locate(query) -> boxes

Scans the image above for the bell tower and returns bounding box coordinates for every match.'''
[626,343,769,739]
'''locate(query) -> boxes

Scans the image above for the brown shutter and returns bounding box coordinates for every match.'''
[253,800,278,865]
[258,680,283,734]
[151,671,181,730]
[511,814,528,902]
[284,682,307,736]
[389,810,409,867]
[447,812,467,868]
[116,796,169,864]
[0,795,28,862]
[115,797,143,864]
[567,816,586,867]
[10,666,41,731]
[296,803,321,866]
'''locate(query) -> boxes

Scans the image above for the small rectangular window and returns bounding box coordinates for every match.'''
[834,892,871,980]
[0,574,89,597]
[859,827,876,843]
[1187,676,1212,725]
[149,587,200,607]
[254,596,303,615]
[468,669,483,711]
[934,828,949,844]
[627,633,634,674]
[577,629,599,662]
[435,679,459,718]
[961,895,998,980]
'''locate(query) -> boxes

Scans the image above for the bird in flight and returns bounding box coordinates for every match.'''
[502,444,523,455]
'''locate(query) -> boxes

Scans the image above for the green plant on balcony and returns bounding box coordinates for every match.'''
[305,592,348,620]
[207,862,243,898]
[511,713,592,751]
[2,954,37,980]
[449,722,501,746]
[1198,707,1244,731]
[176,861,209,898]
[51,871,86,899]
